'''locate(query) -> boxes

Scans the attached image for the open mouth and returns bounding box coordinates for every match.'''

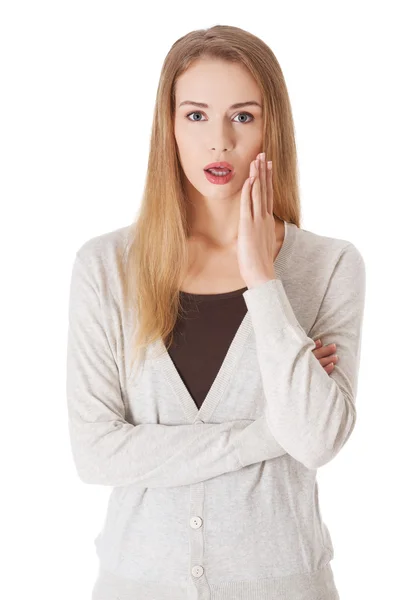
[205,168,231,176]
[204,168,235,185]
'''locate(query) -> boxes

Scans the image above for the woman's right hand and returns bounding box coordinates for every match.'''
[312,339,338,374]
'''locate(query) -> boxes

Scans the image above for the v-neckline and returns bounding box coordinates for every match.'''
[149,220,297,424]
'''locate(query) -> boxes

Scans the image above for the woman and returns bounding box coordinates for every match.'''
[66,25,365,600]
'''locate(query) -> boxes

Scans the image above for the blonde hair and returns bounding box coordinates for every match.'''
[121,24,302,373]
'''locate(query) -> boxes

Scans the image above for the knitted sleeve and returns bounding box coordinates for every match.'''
[243,242,366,470]
[66,253,286,487]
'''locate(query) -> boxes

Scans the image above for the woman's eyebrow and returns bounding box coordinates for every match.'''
[178,100,262,109]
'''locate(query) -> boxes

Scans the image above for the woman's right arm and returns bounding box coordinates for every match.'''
[66,252,287,488]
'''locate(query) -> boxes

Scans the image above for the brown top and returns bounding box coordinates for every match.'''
[167,286,248,410]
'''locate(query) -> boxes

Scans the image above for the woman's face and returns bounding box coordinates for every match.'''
[174,58,264,200]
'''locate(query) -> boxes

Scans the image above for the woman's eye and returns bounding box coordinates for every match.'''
[234,112,254,123]
[186,112,205,121]
[186,111,254,123]
[233,112,254,123]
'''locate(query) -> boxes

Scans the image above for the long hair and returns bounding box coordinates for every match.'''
[121,24,302,373]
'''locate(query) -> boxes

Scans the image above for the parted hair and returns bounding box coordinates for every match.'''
[121,24,301,373]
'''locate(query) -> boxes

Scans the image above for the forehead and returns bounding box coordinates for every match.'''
[175,58,261,106]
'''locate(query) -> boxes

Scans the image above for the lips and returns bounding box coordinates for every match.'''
[204,161,234,171]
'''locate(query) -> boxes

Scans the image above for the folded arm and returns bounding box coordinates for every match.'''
[66,253,287,488]
[242,243,366,470]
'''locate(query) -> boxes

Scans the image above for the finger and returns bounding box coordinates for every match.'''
[324,362,335,374]
[251,159,261,219]
[239,173,254,223]
[318,354,338,367]
[312,343,336,358]
[267,160,273,214]
[259,154,267,218]
[249,158,255,179]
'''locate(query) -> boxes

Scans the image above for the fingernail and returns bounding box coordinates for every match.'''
[268,160,272,170]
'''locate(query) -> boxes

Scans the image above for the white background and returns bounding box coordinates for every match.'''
[1,1,412,599]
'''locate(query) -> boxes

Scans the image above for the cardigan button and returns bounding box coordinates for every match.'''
[190,516,203,529]
[191,565,204,578]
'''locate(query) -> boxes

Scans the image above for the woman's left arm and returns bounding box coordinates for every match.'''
[242,242,366,470]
